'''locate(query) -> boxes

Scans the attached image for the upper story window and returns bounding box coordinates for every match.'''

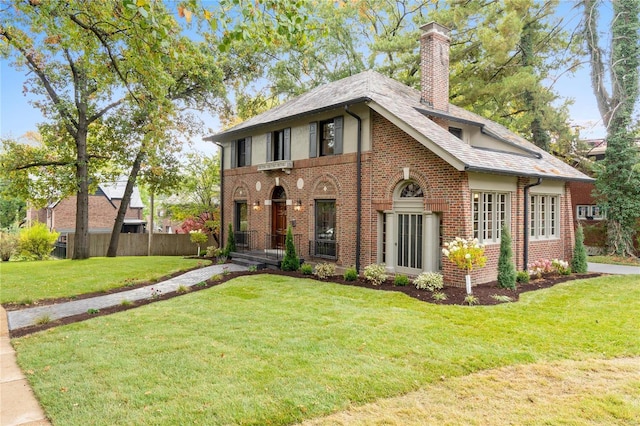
[530,194,559,239]
[576,204,605,220]
[266,128,291,162]
[449,127,463,140]
[231,137,251,168]
[310,116,343,158]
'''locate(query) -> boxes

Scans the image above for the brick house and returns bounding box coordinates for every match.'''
[206,22,592,286]
[28,180,146,235]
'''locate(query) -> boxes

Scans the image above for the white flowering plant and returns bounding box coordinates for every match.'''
[551,258,571,275]
[442,237,487,273]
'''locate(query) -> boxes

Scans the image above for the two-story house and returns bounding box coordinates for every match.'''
[206,23,592,286]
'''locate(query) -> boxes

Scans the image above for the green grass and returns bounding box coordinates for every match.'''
[588,255,640,266]
[13,274,640,425]
[0,257,210,304]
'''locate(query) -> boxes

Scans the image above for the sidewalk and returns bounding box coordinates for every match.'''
[7,263,247,331]
[588,262,640,275]
[1,305,50,426]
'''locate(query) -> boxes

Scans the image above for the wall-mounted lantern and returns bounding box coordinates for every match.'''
[252,200,261,211]
[294,199,303,211]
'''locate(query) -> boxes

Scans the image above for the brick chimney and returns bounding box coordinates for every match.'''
[420,22,451,112]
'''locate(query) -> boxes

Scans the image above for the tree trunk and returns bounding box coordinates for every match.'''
[106,150,144,257]
[73,125,90,259]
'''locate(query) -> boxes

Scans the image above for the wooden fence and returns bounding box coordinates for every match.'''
[64,233,216,258]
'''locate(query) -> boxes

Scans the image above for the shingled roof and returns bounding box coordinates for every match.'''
[208,70,592,182]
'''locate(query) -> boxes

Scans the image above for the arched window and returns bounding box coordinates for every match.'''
[272,186,286,200]
[400,182,423,198]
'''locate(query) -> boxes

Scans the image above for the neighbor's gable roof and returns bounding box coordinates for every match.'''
[207,70,592,182]
[99,181,144,209]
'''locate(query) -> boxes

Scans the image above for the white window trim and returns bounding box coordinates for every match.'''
[530,194,560,240]
[472,191,510,244]
[576,204,605,221]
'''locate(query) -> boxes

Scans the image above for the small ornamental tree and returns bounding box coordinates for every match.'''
[497,225,517,289]
[572,224,588,273]
[281,225,300,271]
[189,229,208,257]
[224,223,236,257]
[442,237,487,294]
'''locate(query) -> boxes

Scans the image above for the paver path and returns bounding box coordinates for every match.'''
[7,264,247,331]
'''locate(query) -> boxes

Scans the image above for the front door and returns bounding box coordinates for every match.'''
[272,201,287,249]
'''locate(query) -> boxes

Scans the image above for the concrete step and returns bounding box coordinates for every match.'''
[231,257,267,270]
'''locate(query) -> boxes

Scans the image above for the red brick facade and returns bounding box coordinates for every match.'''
[220,110,577,286]
[29,193,143,234]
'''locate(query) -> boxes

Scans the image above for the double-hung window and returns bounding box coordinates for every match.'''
[576,204,604,220]
[266,128,291,162]
[530,195,559,239]
[309,116,343,158]
[231,137,251,168]
[472,191,508,243]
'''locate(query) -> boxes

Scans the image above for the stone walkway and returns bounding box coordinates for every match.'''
[7,264,247,331]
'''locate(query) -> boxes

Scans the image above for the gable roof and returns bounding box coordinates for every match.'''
[207,70,592,182]
[99,181,144,209]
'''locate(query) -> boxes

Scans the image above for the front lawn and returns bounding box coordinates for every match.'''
[0,256,210,304]
[13,274,640,425]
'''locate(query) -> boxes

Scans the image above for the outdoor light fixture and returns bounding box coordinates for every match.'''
[294,199,302,211]
[252,200,260,210]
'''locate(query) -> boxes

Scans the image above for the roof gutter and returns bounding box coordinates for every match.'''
[205,97,373,142]
[463,165,595,183]
[344,106,363,273]
[523,177,542,271]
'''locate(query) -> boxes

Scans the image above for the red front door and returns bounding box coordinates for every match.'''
[272,201,287,249]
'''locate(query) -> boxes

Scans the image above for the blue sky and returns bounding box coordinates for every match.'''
[0,2,611,156]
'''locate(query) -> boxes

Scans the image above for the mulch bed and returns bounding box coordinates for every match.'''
[6,266,603,338]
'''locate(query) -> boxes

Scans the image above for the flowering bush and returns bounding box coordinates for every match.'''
[527,259,553,279]
[363,263,387,285]
[552,258,571,275]
[442,237,487,272]
[413,272,444,291]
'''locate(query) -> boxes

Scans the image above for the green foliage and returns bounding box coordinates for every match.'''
[393,274,409,287]
[491,294,513,303]
[206,246,221,258]
[313,263,336,279]
[497,225,517,289]
[224,223,236,256]
[0,230,18,261]
[0,192,26,230]
[280,226,300,271]
[516,270,530,284]
[87,308,100,315]
[300,263,313,275]
[572,224,589,273]
[464,294,479,306]
[176,285,190,294]
[363,263,387,286]
[343,267,358,282]
[431,291,447,301]
[584,0,640,256]
[18,222,59,260]
[413,272,444,291]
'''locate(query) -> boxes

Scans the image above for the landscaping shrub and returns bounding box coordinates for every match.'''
[343,267,358,281]
[572,224,588,273]
[0,231,18,261]
[18,222,59,260]
[516,270,530,284]
[528,259,553,279]
[313,262,335,279]
[206,246,221,258]
[497,225,516,289]
[300,264,313,275]
[363,263,387,285]
[413,271,443,291]
[189,230,208,256]
[280,226,300,271]
[393,274,409,286]
[552,259,571,275]
[224,223,236,256]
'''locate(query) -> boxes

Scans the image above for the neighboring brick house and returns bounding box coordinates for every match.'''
[206,22,592,286]
[28,181,146,235]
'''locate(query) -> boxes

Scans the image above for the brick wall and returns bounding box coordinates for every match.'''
[221,107,578,287]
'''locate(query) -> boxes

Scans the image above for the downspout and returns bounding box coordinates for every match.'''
[523,177,542,271]
[345,106,362,273]
[215,142,224,249]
